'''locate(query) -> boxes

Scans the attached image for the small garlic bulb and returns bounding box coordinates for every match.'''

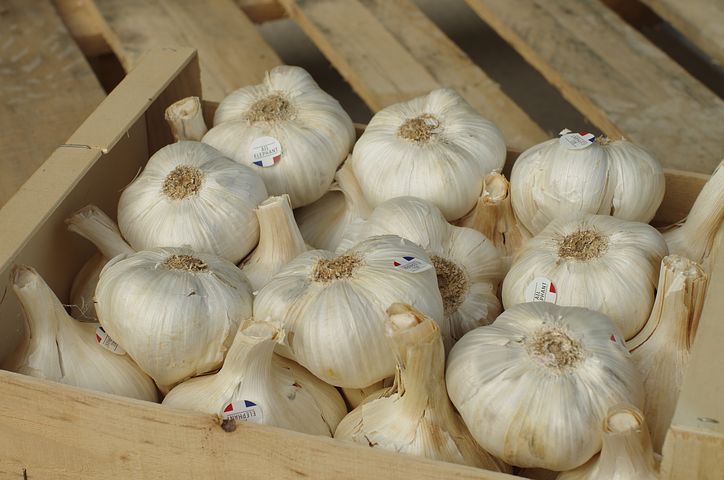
[165,96,208,142]
[3,266,158,402]
[511,132,665,235]
[202,66,355,208]
[502,214,668,339]
[118,141,268,264]
[253,235,444,388]
[335,304,507,472]
[95,247,253,391]
[163,321,346,436]
[351,88,506,221]
[446,302,644,471]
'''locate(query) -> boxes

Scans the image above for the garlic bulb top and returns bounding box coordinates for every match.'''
[95,247,253,391]
[446,302,644,471]
[511,133,665,235]
[118,141,268,264]
[163,321,346,436]
[351,88,506,221]
[202,66,355,208]
[253,235,444,389]
[335,304,506,472]
[502,214,668,339]
[4,266,158,402]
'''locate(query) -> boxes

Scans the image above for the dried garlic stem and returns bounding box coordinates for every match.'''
[66,205,134,259]
[334,160,372,219]
[222,322,278,377]
[164,96,208,141]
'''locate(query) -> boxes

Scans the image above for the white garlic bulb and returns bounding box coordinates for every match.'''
[118,141,268,264]
[95,247,253,391]
[446,302,644,471]
[511,131,665,235]
[338,196,503,344]
[253,235,444,388]
[502,214,668,340]
[163,321,346,436]
[202,66,355,208]
[335,304,507,472]
[351,88,506,221]
[3,266,158,402]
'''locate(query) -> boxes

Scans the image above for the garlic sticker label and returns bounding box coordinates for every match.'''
[95,326,126,355]
[524,277,557,304]
[222,400,264,424]
[559,129,595,150]
[250,136,282,167]
[393,256,433,273]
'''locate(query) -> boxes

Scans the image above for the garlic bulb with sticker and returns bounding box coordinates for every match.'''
[95,247,253,391]
[351,88,506,221]
[118,141,267,264]
[202,66,355,208]
[254,235,444,388]
[163,321,346,436]
[502,214,668,339]
[446,302,644,471]
[511,131,665,235]
[3,266,158,402]
[335,304,507,472]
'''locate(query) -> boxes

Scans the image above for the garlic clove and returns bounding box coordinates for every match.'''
[165,96,208,142]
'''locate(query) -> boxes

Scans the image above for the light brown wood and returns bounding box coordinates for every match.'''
[234,0,287,23]
[465,0,724,174]
[52,0,111,56]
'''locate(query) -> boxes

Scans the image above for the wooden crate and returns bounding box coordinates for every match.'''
[0,46,722,480]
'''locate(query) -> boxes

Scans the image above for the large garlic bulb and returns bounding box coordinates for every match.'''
[335,304,506,472]
[351,88,506,221]
[95,247,253,391]
[3,266,158,402]
[202,66,355,208]
[446,302,644,471]
[502,214,668,339]
[511,132,665,235]
[338,196,503,344]
[163,321,346,436]
[118,141,268,264]
[253,235,444,388]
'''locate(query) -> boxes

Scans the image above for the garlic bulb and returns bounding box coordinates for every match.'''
[95,247,253,391]
[3,266,158,402]
[163,321,346,436]
[446,302,644,471]
[335,304,506,472]
[351,88,506,221]
[202,65,355,208]
[253,235,444,388]
[511,131,665,235]
[240,194,308,292]
[294,159,372,251]
[628,255,707,453]
[340,379,387,410]
[502,214,668,340]
[558,404,658,480]
[118,141,268,264]
[338,196,503,344]
[165,96,208,141]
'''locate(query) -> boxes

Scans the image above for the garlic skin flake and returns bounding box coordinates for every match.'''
[203,66,355,208]
[502,214,668,340]
[253,235,444,389]
[118,141,268,264]
[95,247,253,391]
[446,302,644,471]
[351,88,506,221]
[163,321,346,436]
[4,266,158,402]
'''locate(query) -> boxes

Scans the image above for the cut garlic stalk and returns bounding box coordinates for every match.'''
[165,96,208,141]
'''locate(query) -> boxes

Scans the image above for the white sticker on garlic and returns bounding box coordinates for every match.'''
[95,326,126,355]
[524,277,557,304]
[221,400,264,424]
[392,256,433,273]
[559,129,596,150]
[250,136,282,167]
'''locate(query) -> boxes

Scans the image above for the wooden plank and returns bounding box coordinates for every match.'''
[234,0,287,23]
[0,0,105,208]
[465,0,724,174]
[52,0,111,56]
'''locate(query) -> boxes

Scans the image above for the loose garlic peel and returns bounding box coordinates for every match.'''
[334,304,507,472]
[502,214,668,340]
[3,266,158,402]
[446,303,644,471]
[165,96,208,142]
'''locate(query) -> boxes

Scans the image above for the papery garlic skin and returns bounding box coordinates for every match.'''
[446,302,644,471]
[203,66,355,208]
[502,214,668,340]
[4,266,158,402]
[253,235,444,388]
[351,88,506,221]
[118,141,267,264]
[95,247,253,391]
